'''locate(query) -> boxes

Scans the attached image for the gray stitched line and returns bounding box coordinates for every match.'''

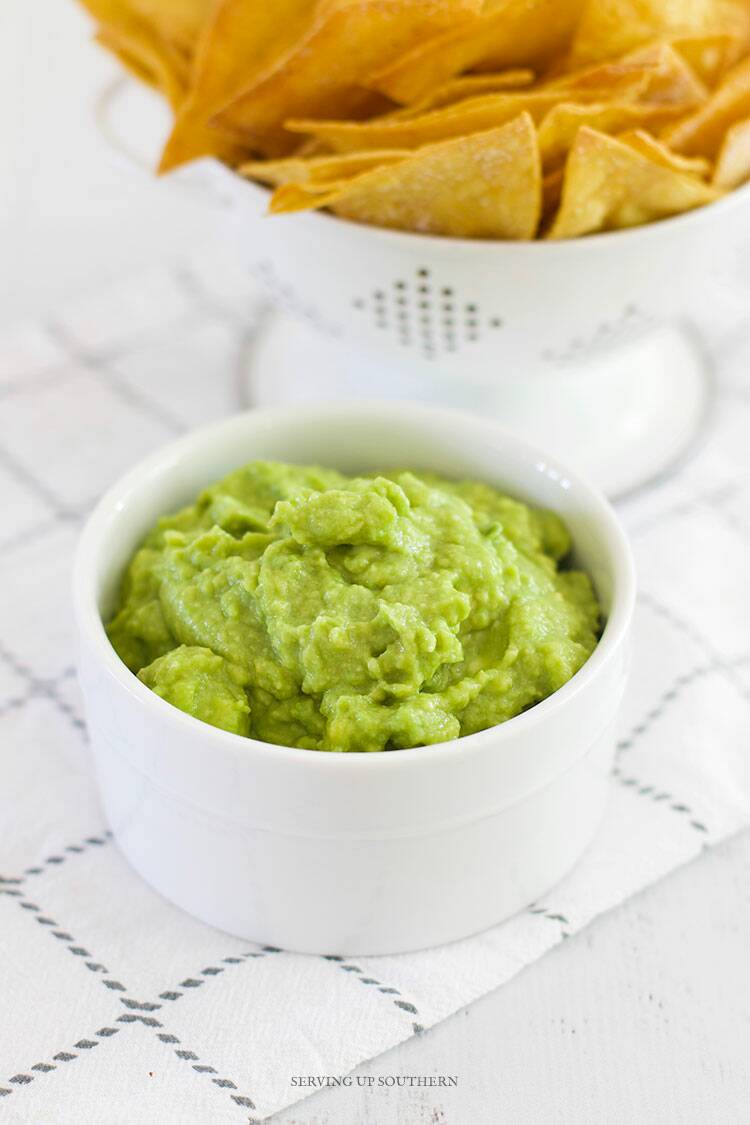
[234,309,275,411]
[8,830,112,884]
[617,653,750,755]
[91,359,186,436]
[170,263,273,414]
[3,1027,116,1091]
[527,906,571,940]
[322,955,424,1036]
[152,1028,258,1119]
[110,1004,260,1117]
[617,662,709,754]
[47,322,186,437]
[156,947,278,1004]
[1,887,159,1025]
[625,475,750,538]
[0,445,75,519]
[0,927,151,1101]
[0,364,77,403]
[0,691,31,719]
[41,275,207,367]
[0,639,88,739]
[639,591,750,703]
[4,888,127,995]
[171,265,268,333]
[0,882,259,1116]
[0,510,83,558]
[612,765,710,837]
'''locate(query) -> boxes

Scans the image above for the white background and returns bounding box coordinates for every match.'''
[2,3,749,1122]
[0,0,212,330]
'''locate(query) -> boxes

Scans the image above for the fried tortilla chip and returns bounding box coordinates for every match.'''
[95,23,188,109]
[287,75,652,154]
[548,57,652,94]
[625,41,708,106]
[548,126,721,237]
[81,0,211,67]
[617,127,711,174]
[270,114,542,239]
[541,166,565,224]
[82,0,750,240]
[159,0,316,172]
[126,0,210,57]
[368,0,585,106]
[662,55,750,154]
[80,0,196,107]
[713,114,750,185]
[213,0,483,156]
[240,149,408,188]
[400,69,536,114]
[95,26,157,90]
[539,100,690,167]
[672,33,747,85]
[569,0,750,68]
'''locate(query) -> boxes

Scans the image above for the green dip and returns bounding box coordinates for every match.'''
[107,461,601,751]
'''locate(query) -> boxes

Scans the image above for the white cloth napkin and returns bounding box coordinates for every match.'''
[1,251,749,1123]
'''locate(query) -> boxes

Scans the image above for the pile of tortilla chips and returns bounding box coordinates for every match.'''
[81,0,750,239]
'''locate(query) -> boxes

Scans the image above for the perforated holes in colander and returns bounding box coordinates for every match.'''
[351,266,504,358]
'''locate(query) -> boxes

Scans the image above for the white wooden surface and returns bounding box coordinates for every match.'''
[271,830,750,1125]
[5,5,750,1122]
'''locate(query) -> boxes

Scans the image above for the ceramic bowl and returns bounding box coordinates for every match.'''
[73,401,635,954]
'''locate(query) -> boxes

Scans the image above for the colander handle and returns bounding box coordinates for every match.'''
[93,77,231,209]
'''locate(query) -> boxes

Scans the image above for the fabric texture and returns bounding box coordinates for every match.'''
[1,251,748,1122]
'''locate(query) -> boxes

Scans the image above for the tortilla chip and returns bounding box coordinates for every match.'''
[625,41,708,106]
[548,126,722,237]
[538,100,690,167]
[617,128,711,175]
[541,166,565,224]
[287,77,653,154]
[713,114,750,185]
[95,23,188,109]
[95,26,157,90]
[672,33,747,85]
[213,0,483,157]
[549,58,651,95]
[367,0,585,105]
[569,0,750,68]
[126,0,210,57]
[662,55,750,155]
[270,114,542,239]
[81,0,194,109]
[401,69,536,114]
[159,0,315,172]
[240,150,408,188]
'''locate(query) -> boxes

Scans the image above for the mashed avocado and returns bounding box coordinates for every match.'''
[107,461,601,751]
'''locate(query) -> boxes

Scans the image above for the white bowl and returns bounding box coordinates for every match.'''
[73,402,635,955]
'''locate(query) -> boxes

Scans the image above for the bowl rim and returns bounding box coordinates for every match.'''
[102,74,750,252]
[228,160,750,254]
[73,399,636,770]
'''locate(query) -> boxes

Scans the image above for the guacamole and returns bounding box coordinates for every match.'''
[107,461,601,751]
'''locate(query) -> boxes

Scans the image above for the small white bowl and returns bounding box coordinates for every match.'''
[74,402,635,954]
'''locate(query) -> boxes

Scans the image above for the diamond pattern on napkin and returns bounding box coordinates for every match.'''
[0,259,748,1121]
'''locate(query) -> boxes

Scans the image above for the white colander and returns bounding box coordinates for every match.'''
[98,77,750,495]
